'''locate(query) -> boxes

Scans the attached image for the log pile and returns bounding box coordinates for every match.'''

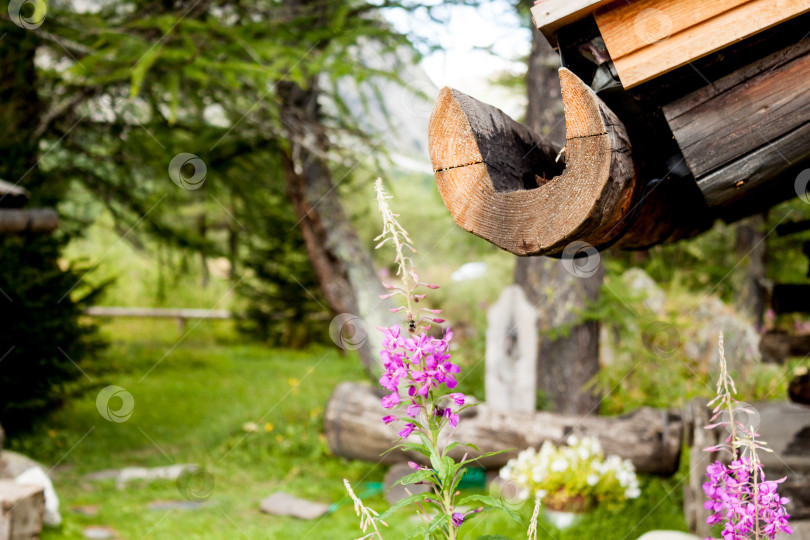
[324,382,683,475]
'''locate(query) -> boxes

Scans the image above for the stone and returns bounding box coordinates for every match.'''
[0,452,42,480]
[687,298,760,365]
[0,451,61,528]
[82,526,119,539]
[71,505,99,517]
[147,500,206,511]
[382,463,431,505]
[485,285,538,412]
[14,468,60,527]
[621,268,666,314]
[259,492,329,520]
[84,464,195,489]
[636,532,700,540]
[0,480,44,540]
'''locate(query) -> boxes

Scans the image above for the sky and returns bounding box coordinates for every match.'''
[384,0,532,118]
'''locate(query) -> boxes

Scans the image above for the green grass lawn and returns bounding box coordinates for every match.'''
[9,319,689,539]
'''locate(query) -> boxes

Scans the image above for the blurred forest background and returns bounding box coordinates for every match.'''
[1,0,809,538]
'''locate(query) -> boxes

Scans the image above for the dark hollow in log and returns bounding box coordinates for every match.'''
[429,68,637,256]
[324,382,683,475]
[0,208,58,234]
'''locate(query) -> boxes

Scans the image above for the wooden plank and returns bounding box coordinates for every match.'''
[84,306,233,319]
[596,0,751,60]
[0,209,58,234]
[664,43,810,179]
[696,119,810,206]
[595,0,810,88]
[531,0,615,46]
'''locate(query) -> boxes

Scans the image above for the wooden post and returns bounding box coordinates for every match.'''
[0,481,44,540]
[0,209,58,235]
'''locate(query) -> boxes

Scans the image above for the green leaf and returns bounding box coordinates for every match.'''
[461,449,513,467]
[130,44,164,98]
[475,536,514,540]
[377,492,433,521]
[458,495,523,525]
[395,469,436,488]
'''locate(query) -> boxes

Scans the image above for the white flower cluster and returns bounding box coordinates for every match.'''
[499,435,640,507]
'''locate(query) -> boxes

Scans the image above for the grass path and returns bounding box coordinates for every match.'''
[9,320,689,539]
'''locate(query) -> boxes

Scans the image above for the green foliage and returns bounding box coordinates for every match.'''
[0,234,104,434]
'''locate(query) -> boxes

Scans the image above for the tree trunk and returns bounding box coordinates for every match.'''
[735,213,768,328]
[514,21,603,415]
[278,78,395,378]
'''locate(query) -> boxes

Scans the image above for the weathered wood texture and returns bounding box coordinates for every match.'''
[663,36,810,207]
[760,331,810,363]
[429,68,636,256]
[485,285,538,412]
[324,382,683,475]
[0,209,58,235]
[756,401,810,520]
[0,481,44,540]
[594,0,810,88]
[683,400,718,538]
[530,0,614,46]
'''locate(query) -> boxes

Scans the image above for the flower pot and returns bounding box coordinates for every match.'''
[543,508,585,529]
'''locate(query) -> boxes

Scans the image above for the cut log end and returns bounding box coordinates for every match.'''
[428,68,636,256]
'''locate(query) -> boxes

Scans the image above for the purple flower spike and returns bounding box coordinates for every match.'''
[381,392,400,409]
[398,423,415,438]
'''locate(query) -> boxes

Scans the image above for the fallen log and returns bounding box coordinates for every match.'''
[428,68,710,256]
[324,382,683,475]
[0,209,58,234]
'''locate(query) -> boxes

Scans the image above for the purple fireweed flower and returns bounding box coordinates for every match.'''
[378,326,465,432]
[381,392,400,409]
[382,415,396,425]
[398,423,415,438]
[452,512,464,527]
[407,461,420,470]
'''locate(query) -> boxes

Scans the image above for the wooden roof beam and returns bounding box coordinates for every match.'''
[428,68,712,256]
